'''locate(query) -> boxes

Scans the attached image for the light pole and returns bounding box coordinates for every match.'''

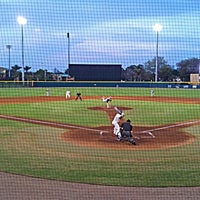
[153,23,162,82]
[67,32,70,68]
[6,45,12,78]
[199,60,200,82]
[17,16,27,85]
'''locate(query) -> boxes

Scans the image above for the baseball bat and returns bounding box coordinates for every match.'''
[114,106,122,113]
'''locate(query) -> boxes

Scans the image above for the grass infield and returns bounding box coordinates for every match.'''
[0,87,200,187]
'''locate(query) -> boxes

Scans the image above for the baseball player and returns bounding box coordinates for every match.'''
[66,90,71,99]
[102,96,112,108]
[46,88,50,96]
[75,92,82,101]
[111,109,124,140]
[150,89,155,97]
[119,119,136,145]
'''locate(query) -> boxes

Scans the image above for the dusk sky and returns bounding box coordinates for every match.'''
[1,0,200,72]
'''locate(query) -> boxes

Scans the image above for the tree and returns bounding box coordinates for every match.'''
[34,69,46,81]
[54,68,61,74]
[133,64,144,81]
[24,66,31,73]
[124,64,145,81]
[171,69,179,81]
[11,64,22,80]
[65,68,69,74]
[23,66,31,81]
[159,65,173,81]
[122,67,134,81]
[144,57,172,81]
[176,58,200,82]
[12,64,21,71]
[142,70,154,81]
[121,68,127,80]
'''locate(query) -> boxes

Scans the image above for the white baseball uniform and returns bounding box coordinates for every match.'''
[66,90,70,99]
[112,112,124,137]
[102,96,112,108]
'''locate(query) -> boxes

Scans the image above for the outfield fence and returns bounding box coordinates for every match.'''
[0,80,200,89]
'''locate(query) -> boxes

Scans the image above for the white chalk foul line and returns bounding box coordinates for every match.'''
[145,119,200,133]
[0,114,109,133]
[136,119,200,138]
[141,131,155,138]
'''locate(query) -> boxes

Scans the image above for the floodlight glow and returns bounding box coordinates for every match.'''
[153,23,162,32]
[17,16,27,25]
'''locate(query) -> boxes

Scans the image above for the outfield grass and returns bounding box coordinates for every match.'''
[0,87,200,187]
[0,87,200,98]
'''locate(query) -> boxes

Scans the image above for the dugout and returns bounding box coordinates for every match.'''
[69,64,122,81]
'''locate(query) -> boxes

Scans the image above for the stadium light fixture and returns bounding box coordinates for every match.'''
[153,23,162,82]
[17,16,27,85]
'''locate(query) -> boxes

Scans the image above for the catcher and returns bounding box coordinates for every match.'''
[118,119,136,145]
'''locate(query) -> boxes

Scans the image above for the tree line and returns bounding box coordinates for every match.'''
[122,57,200,82]
[2,57,200,81]
[4,65,61,81]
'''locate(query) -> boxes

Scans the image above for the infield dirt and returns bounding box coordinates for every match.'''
[0,95,198,150]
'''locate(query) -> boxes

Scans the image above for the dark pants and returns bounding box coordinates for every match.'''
[75,96,82,100]
[121,131,135,144]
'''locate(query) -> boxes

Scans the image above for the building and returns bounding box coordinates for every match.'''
[0,67,7,79]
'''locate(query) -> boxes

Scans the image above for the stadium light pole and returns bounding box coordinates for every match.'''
[199,59,200,81]
[17,16,27,85]
[67,32,70,68]
[153,23,162,82]
[6,45,12,78]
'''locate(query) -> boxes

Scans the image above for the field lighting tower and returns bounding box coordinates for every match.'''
[153,23,162,82]
[17,16,27,85]
[67,32,70,68]
[6,45,12,78]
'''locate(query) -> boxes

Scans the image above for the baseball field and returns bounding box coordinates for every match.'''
[0,87,200,187]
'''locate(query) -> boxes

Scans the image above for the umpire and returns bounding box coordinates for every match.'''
[120,119,136,145]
